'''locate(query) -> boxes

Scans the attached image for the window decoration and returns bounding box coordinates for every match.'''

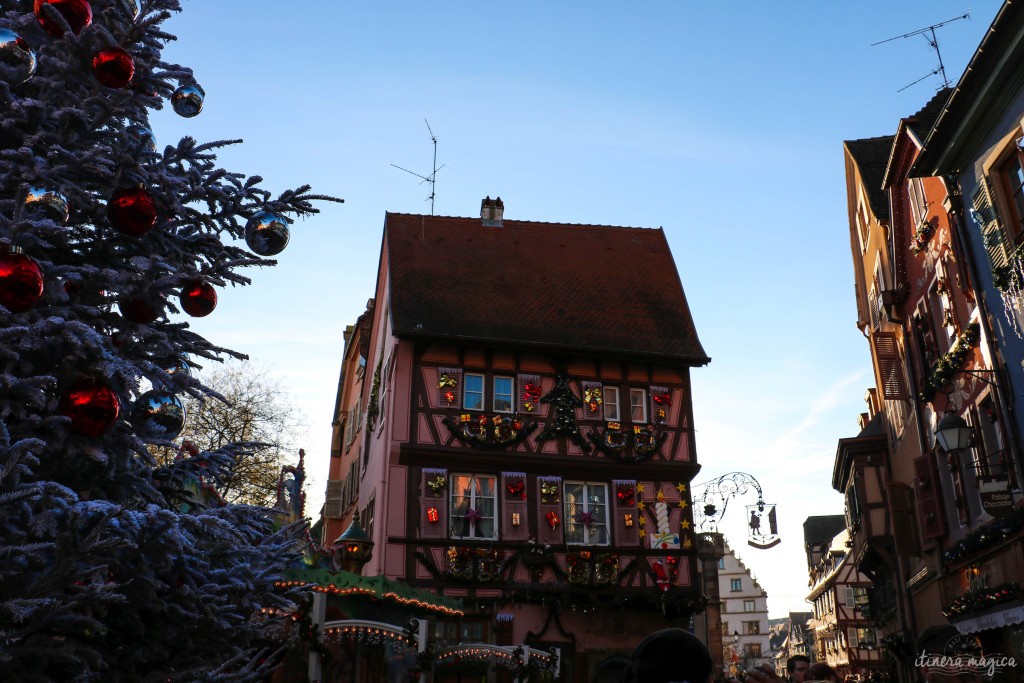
[505,478,525,499]
[566,551,620,586]
[911,218,935,255]
[519,374,542,412]
[650,386,671,425]
[941,582,1020,618]
[424,468,447,497]
[366,354,382,430]
[537,374,590,451]
[437,368,461,407]
[920,322,979,401]
[545,511,560,529]
[426,507,440,524]
[624,514,634,527]
[442,546,509,583]
[449,474,496,540]
[443,413,537,449]
[511,513,521,526]
[634,424,665,455]
[539,477,560,504]
[616,483,635,506]
[582,382,603,418]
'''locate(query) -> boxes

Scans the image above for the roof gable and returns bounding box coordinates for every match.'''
[383,212,709,363]
[844,136,894,220]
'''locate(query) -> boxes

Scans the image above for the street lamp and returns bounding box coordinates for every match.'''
[334,509,375,574]
[934,412,973,454]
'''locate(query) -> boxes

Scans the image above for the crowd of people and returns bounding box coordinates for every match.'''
[594,625,986,683]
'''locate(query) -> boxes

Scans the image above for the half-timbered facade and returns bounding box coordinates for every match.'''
[324,201,711,681]
[805,530,883,681]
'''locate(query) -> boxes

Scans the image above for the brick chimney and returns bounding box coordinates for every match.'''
[480,196,504,227]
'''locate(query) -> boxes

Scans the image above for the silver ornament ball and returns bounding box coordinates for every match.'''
[171,84,204,118]
[24,187,70,225]
[0,29,36,86]
[131,390,186,441]
[131,126,157,153]
[162,355,192,378]
[245,211,290,256]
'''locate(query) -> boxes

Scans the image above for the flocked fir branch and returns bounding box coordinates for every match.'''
[0,0,340,680]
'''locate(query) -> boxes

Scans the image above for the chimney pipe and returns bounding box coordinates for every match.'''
[481,196,504,227]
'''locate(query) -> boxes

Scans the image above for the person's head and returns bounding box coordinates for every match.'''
[786,656,810,683]
[591,656,629,683]
[916,625,983,683]
[620,628,713,683]
[806,663,839,683]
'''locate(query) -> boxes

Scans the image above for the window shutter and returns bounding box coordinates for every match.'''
[437,368,461,408]
[612,479,639,546]
[421,468,448,539]
[973,181,1010,271]
[519,374,542,414]
[650,386,670,425]
[501,472,529,542]
[581,381,603,420]
[847,627,859,648]
[325,480,345,518]
[845,586,855,608]
[537,476,562,546]
[872,332,908,399]
[913,453,946,540]
[888,481,921,556]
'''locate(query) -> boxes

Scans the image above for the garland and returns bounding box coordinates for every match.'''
[911,219,934,255]
[442,546,509,583]
[943,507,1024,566]
[442,414,538,449]
[366,354,382,430]
[920,322,979,400]
[566,551,621,586]
[942,582,1020,618]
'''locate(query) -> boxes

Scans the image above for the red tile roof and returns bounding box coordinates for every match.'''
[384,212,709,364]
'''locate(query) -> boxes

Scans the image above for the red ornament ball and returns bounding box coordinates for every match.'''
[0,251,45,313]
[34,0,93,37]
[107,187,156,235]
[118,296,158,324]
[92,47,134,88]
[179,281,217,317]
[60,378,120,437]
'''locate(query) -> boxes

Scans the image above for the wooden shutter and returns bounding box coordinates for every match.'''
[501,472,529,542]
[581,381,603,420]
[437,368,461,408]
[872,332,908,399]
[913,453,946,540]
[888,482,922,556]
[421,468,448,539]
[537,476,562,546]
[973,180,1010,271]
[612,479,639,547]
[847,627,859,648]
[325,480,344,518]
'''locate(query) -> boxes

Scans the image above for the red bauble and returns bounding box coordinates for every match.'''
[119,296,158,324]
[60,378,120,437]
[92,47,134,88]
[179,281,217,317]
[0,251,45,313]
[107,187,156,235]
[34,0,93,37]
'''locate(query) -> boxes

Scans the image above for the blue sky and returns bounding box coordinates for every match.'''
[151,1,1003,617]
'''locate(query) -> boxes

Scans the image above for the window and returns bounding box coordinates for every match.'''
[744,621,760,635]
[563,482,609,545]
[745,644,762,658]
[362,495,375,538]
[851,627,875,647]
[743,599,756,612]
[717,557,725,569]
[603,386,620,421]
[1000,153,1024,239]
[464,374,484,411]
[493,376,513,413]
[630,389,647,423]
[730,578,742,592]
[449,474,496,539]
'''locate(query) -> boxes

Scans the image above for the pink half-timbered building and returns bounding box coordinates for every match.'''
[323,200,711,681]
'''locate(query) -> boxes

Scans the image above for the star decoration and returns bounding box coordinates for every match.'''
[683,538,693,549]
[639,528,646,538]
[638,516,646,526]
[680,519,690,529]
[656,490,665,502]
[678,500,689,509]
[638,501,646,511]
[676,483,687,493]
[636,483,646,495]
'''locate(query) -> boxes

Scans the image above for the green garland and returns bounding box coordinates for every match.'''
[921,322,979,400]
[366,355,382,430]
[993,242,1024,292]
[942,582,1019,618]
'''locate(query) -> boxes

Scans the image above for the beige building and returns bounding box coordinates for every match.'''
[719,540,771,675]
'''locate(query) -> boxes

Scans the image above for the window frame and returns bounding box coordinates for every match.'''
[562,481,611,546]
[730,578,742,592]
[603,386,620,421]
[492,375,514,413]
[743,599,756,612]
[629,388,647,423]
[463,373,484,412]
[448,473,498,540]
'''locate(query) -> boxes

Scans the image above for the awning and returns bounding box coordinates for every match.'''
[953,604,1024,634]
[283,567,463,617]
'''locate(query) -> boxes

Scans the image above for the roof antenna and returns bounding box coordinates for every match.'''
[391,119,444,215]
[871,12,970,92]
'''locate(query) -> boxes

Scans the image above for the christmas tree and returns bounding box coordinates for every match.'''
[0,1,337,680]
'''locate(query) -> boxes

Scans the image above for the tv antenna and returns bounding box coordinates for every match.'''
[391,119,444,215]
[872,12,970,92]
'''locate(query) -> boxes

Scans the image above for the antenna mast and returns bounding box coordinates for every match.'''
[391,119,444,215]
[871,12,970,92]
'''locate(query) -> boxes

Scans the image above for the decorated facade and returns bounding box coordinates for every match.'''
[322,201,711,681]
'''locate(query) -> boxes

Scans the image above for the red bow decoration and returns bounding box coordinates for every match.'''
[506,480,525,499]
[653,391,672,406]
[616,485,635,506]
[522,382,542,406]
[545,511,560,529]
